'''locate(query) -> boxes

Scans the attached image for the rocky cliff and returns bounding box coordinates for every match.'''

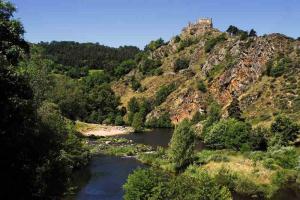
[112,19,300,127]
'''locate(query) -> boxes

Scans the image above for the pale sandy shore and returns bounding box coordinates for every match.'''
[76,121,134,137]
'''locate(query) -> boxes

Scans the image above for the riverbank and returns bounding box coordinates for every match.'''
[75,121,134,137]
[74,127,300,200]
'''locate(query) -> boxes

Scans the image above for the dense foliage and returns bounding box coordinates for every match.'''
[123,168,232,200]
[0,2,89,199]
[203,118,253,150]
[145,112,173,128]
[144,38,165,52]
[38,41,140,74]
[168,119,195,170]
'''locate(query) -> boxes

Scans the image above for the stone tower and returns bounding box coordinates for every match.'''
[182,18,214,36]
[198,18,213,28]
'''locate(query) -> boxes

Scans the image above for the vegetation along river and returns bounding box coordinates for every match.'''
[67,129,298,200]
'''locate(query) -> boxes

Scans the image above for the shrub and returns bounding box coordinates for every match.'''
[144,38,165,51]
[270,115,300,145]
[177,38,198,51]
[127,97,139,113]
[174,58,190,72]
[123,168,169,200]
[227,96,242,120]
[130,78,141,91]
[205,34,227,53]
[197,80,207,93]
[155,83,176,106]
[138,58,161,75]
[168,119,195,170]
[114,115,124,126]
[114,59,136,78]
[146,112,173,128]
[268,146,299,169]
[203,118,252,150]
[132,112,144,132]
[173,35,181,43]
[266,57,292,77]
[168,172,232,200]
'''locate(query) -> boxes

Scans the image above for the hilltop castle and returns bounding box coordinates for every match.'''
[182,18,213,36]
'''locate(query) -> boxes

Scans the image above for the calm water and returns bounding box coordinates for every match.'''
[119,128,205,150]
[69,155,144,200]
[69,128,173,200]
[119,128,173,148]
[69,129,298,200]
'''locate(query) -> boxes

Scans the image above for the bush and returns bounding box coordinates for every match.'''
[197,80,207,93]
[146,112,173,128]
[205,34,227,53]
[174,58,190,72]
[173,35,181,43]
[270,115,300,145]
[114,59,136,78]
[268,146,299,169]
[124,168,232,200]
[144,38,165,51]
[130,78,141,91]
[168,119,195,170]
[128,97,139,113]
[123,168,169,200]
[266,57,292,77]
[138,58,161,75]
[132,112,144,132]
[203,118,252,150]
[155,83,176,106]
[177,38,198,51]
[168,172,232,200]
[114,115,124,126]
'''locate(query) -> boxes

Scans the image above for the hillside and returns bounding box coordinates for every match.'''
[112,18,300,127]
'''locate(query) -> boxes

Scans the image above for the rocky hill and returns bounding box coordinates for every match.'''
[112,18,300,127]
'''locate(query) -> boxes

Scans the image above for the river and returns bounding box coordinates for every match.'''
[67,128,299,200]
[67,128,173,200]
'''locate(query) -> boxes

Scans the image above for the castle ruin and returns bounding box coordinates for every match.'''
[182,18,213,36]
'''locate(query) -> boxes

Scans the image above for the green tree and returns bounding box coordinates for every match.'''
[83,70,110,89]
[123,168,168,200]
[203,118,252,150]
[146,112,173,128]
[87,83,120,123]
[131,77,141,91]
[128,97,139,113]
[249,29,257,37]
[270,115,300,145]
[168,119,195,170]
[132,112,144,132]
[227,95,243,120]
[226,25,239,36]
[167,172,232,200]
[114,59,136,78]
[144,38,165,51]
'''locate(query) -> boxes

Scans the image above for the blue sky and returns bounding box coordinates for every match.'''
[11,0,300,48]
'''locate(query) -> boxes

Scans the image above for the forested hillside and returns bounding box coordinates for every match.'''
[38,41,140,73]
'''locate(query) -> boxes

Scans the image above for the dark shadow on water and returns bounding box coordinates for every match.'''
[68,155,145,200]
[118,128,204,150]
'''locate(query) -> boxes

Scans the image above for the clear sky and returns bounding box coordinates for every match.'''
[11,0,300,48]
